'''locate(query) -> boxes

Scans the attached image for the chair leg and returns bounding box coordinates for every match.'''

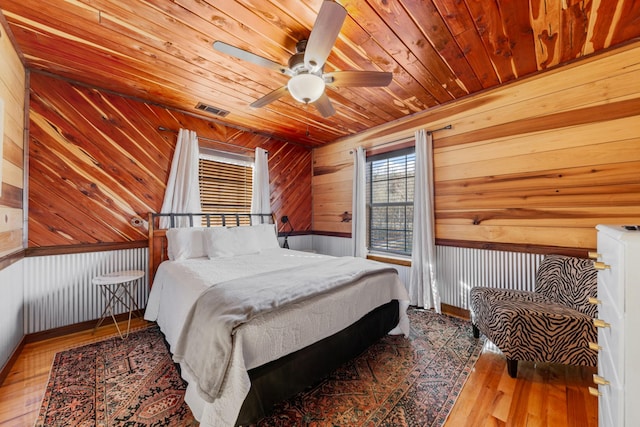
[506,358,518,378]
[472,324,480,338]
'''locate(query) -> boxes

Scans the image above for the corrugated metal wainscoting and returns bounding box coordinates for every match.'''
[24,248,148,334]
[436,246,544,311]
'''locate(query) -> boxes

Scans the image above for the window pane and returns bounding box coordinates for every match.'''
[199,157,253,226]
[366,147,415,256]
[371,181,388,203]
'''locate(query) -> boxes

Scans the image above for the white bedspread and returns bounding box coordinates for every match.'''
[144,248,410,426]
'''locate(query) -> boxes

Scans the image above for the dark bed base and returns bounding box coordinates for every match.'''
[236,299,400,425]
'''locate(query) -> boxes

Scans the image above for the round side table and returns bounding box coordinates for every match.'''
[93,269,145,339]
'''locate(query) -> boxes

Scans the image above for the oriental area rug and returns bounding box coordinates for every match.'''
[36,309,484,427]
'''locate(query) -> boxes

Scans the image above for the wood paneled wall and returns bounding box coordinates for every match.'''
[312,42,640,251]
[28,72,311,247]
[0,22,25,258]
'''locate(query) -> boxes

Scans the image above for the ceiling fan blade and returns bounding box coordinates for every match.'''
[304,1,347,72]
[312,92,335,117]
[250,86,289,108]
[213,41,291,75]
[325,70,393,87]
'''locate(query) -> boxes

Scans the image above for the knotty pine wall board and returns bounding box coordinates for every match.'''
[27,72,312,247]
[0,22,25,258]
[312,42,640,250]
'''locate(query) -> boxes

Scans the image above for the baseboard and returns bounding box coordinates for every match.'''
[0,335,26,385]
[442,303,470,320]
[23,309,146,344]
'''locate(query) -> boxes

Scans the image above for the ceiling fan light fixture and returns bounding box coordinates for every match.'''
[287,73,325,104]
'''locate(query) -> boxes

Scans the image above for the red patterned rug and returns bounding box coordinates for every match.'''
[35,326,197,426]
[258,308,485,426]
[37,309,483,426]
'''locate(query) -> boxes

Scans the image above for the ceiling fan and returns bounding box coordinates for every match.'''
[213,0,392,118]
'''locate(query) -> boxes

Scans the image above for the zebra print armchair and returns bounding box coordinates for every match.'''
[469,254,598,378]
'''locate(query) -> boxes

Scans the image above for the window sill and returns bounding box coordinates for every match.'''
[366,253,412,267]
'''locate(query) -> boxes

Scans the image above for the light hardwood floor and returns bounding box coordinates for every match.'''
[0,320,597,426]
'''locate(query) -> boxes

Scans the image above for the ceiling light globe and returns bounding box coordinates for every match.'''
[287,73,325,104]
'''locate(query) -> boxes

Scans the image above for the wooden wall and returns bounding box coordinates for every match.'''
[27,72,311,248]
[0,22,25,258]
[312,41,640,251]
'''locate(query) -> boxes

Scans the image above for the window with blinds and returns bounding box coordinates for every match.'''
[366,147,415,256]
[198,151,253,226]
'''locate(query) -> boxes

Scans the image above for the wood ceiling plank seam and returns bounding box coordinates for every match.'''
[135,0,296,88]
[463,0,517,83]
[496,0,539,75]
[609,0,640,46]
[60,3,300,116]
[340,0,454,103]
[328,16,435,118]
[431,0,501,88]
[7,16,264,109]
[364,0,467,98]
[336,15,440,110]
[184,0,302,61]
[529,0,563,70]
[558,0,590,62]
[401,0,484,94]
[583,0,608,54]
[88,6,286,99]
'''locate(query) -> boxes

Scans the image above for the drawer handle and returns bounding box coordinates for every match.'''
[593,319,611,328]
[593,261,610,270]
[588,297,601,305]
[588,342,602,351]
[593,374,610,386]
[588,386,602,397]
[588,251,601,260]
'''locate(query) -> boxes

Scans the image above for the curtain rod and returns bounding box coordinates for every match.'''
[350,124,452,154]
[157,126,256,153]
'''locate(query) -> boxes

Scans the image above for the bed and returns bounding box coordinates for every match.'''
[144,213,410,426]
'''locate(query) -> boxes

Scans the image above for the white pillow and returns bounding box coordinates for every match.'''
[166,227,207,261]
[203,224,280,258]
[252,223,280,250]
[204,226,261,258]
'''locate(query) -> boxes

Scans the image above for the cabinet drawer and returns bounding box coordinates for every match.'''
[596,233,624,311]
[598,331,623,427]
[598,325,624,384]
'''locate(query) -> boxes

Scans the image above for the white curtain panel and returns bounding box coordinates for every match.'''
[159,129,202,228]
[352,146,367,257]
[409,130,441,312]
[251,147,270,214]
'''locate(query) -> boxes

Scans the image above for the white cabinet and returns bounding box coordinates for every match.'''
[594,225,640,427]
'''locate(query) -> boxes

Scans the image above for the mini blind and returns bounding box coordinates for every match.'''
[199,150,253,223]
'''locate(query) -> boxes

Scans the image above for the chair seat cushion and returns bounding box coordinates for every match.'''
[471,286,597,366]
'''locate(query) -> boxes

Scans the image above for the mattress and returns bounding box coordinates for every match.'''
[144,248,410,425]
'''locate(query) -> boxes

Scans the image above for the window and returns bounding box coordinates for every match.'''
[198,149,253,226]
[366,147,415,256]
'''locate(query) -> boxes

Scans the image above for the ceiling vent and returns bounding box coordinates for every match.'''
[195,102,230,117]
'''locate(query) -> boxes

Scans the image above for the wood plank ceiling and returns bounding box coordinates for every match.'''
[1,0,639,147]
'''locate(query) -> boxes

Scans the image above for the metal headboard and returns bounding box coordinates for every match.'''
[150,212,275,228]
[147,212,276,285]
